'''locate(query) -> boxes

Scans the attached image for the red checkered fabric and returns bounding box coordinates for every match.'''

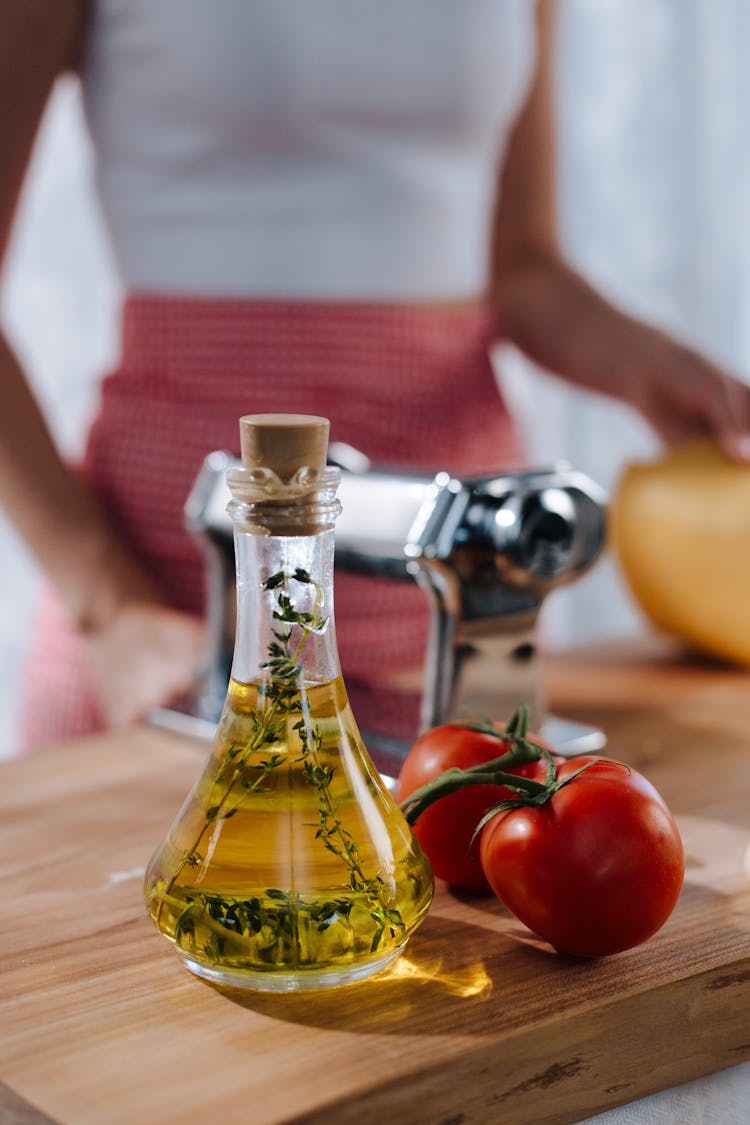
[20,296,522,751]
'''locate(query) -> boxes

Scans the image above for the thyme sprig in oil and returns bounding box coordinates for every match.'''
[155,568,405,961]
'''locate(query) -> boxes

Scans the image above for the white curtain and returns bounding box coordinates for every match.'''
[2,0,750,761]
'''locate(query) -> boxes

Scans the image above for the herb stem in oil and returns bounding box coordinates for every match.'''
[155,568,405,959]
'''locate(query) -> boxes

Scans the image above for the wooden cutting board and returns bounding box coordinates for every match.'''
[1,641,750,1125]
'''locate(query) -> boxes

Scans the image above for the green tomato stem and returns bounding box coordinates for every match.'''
[399,704,601,837]
[399,705,552,826]
[400,762,549,825]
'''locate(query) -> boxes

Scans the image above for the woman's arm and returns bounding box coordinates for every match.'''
[490,0,750,459]
[0,3,205,728]
[0,2,157,626]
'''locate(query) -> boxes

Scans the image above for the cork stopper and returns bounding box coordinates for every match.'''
[239,414,329,483]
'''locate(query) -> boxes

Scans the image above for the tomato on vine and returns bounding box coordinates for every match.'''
[399,707,685,956]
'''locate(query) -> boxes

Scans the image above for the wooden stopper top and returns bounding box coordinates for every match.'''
[239,414,330,482]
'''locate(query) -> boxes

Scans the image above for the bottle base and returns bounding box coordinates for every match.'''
[179,943,406,992]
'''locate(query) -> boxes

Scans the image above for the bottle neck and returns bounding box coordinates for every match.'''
[231,525,340,687]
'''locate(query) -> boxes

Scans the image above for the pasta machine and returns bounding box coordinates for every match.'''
[155,445,607,768]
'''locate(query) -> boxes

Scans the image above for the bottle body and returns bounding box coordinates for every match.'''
[145,511,433,990]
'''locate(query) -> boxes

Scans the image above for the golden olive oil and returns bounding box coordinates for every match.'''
[145,675,433,989]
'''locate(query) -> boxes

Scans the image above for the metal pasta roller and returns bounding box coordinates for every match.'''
[157,445,607,768]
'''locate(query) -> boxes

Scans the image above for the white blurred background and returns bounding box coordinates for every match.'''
[2,0,750,757]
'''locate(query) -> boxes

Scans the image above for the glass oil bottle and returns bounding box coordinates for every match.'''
[144,413,434,990]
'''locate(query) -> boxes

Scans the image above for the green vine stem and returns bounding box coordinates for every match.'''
[399,705,597,843]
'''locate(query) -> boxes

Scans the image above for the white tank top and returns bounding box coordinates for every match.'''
[81,0,536,300]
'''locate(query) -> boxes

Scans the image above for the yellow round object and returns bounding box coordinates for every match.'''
[611,439,750,666]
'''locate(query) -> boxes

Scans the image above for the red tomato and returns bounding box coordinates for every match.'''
[478,757,685,956]
[397,723,556,892]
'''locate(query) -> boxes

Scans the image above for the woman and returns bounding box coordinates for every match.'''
[2,0,749,749]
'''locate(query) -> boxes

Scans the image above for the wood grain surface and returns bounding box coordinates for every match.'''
[1,640,750,1125]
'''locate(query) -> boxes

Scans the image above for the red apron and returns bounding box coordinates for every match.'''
[21,297,522,751]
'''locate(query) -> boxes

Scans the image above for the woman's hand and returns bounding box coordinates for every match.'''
[614,326,750,461]
[491,0,750,461]
[494,254,750,462]
[84,600,208,728]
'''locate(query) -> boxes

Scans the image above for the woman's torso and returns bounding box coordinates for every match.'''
[81,0,536,301]
[23,2,537,750]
